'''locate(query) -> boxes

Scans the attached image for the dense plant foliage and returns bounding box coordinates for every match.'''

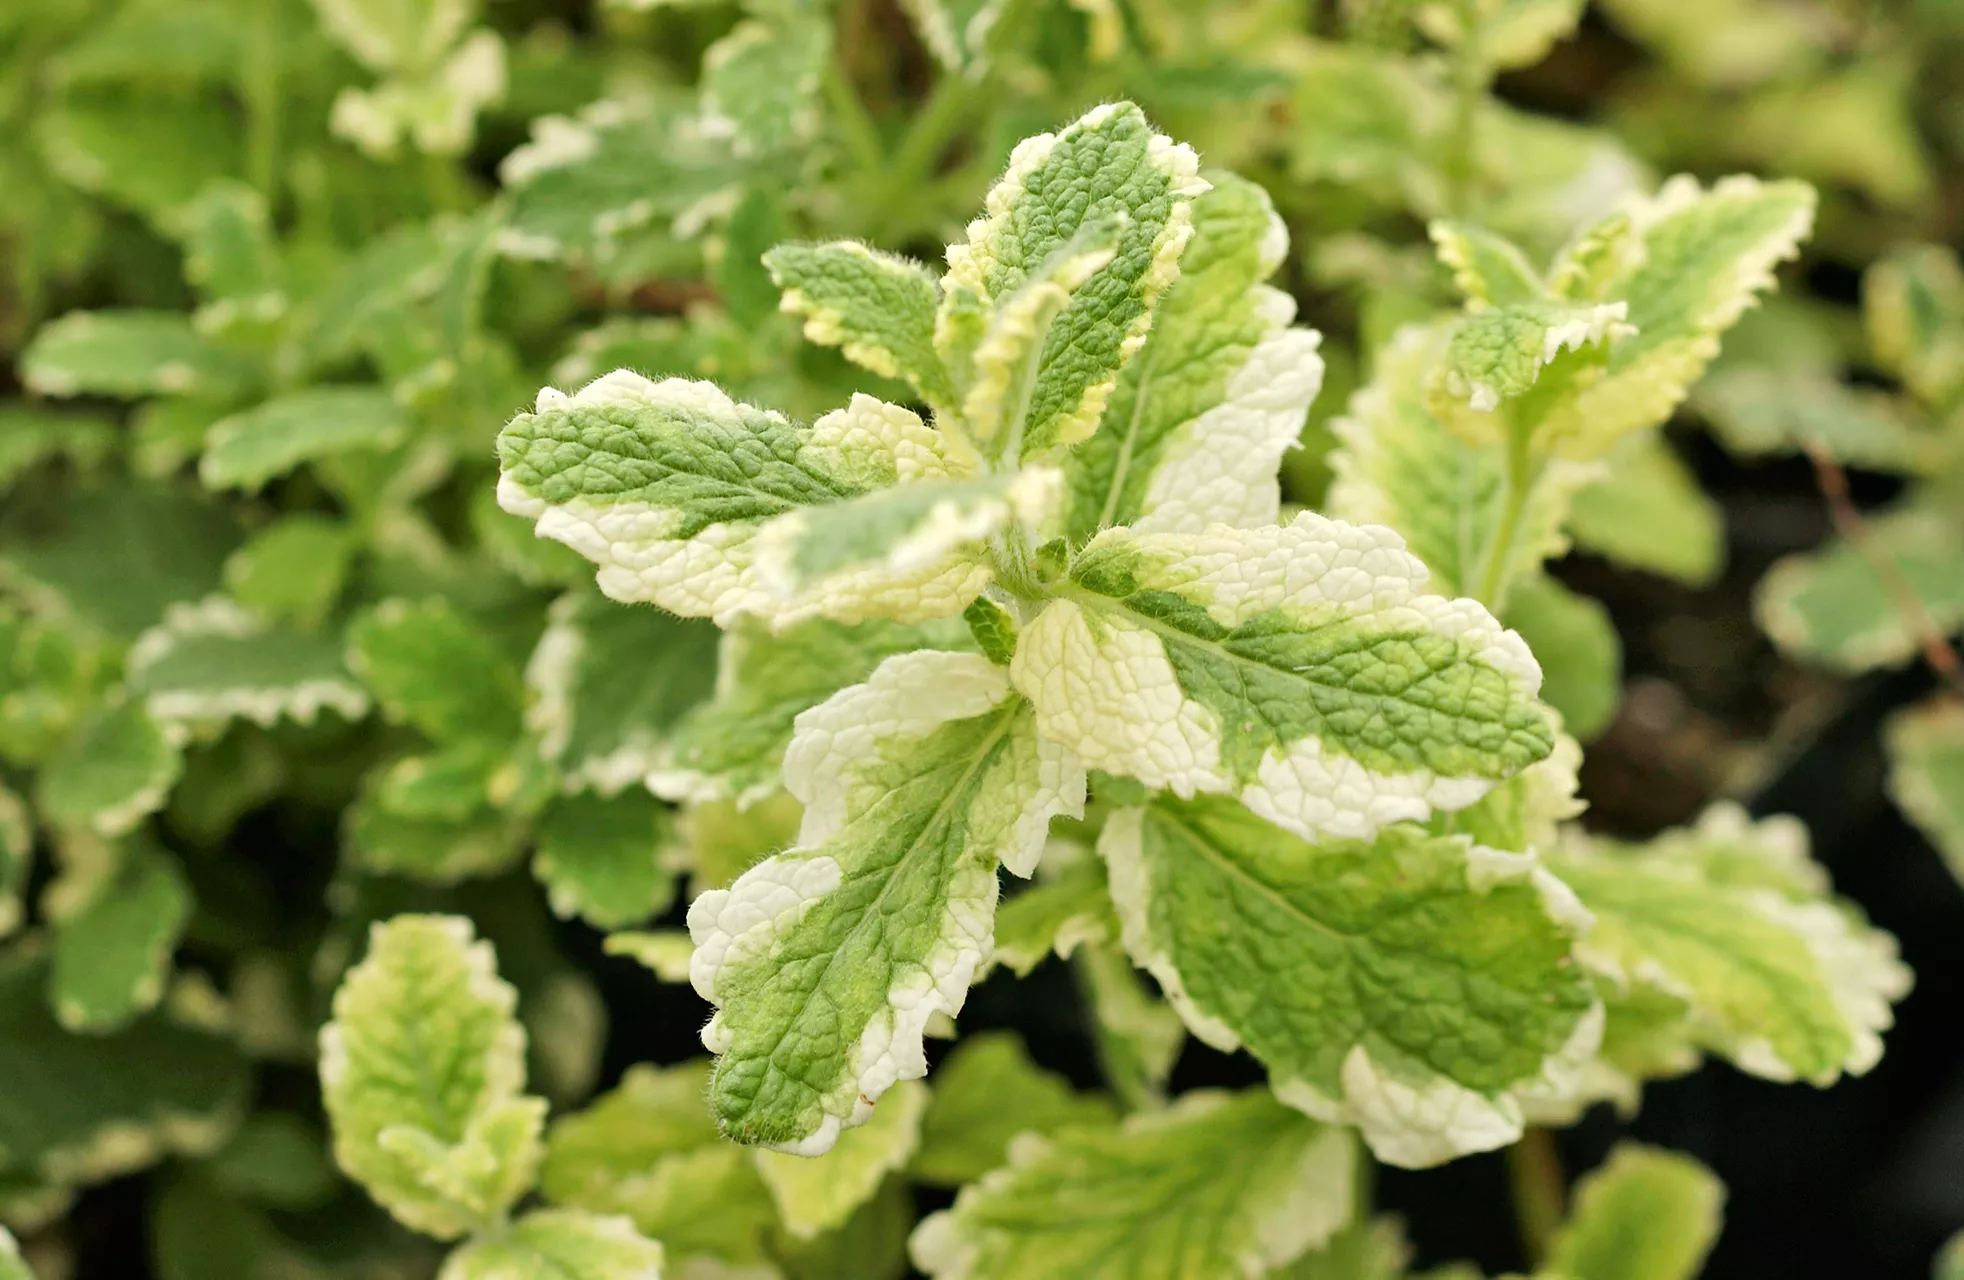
[1,0,1962,1277]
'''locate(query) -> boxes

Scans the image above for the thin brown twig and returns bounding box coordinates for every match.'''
[1804,441,1964,702]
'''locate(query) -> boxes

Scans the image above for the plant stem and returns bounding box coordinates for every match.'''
[1805,442,1964,701]
[243,2,284,201]
[821,61,885,183]
[1506,1126,1566,1268]
[1443,0,1487,218]
[1474,415,1537,608]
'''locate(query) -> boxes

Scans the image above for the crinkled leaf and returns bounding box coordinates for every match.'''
[1501,577,1621,741]
[347,598,525,744]
[1327,324,1603,607]
[689,651,1083,1152]
[49,837,190,1032]
[1440,301,1632,413]
[1755,505,1964,673]
[1885,700,1964,887]
[1012,514,1554,844]
[541,1060,778,1267]
[319,914,542,1239]
[910,1089,1354,1280]
[913,1031,1117,1188]
[39,699,183,838]
[1537,176,1817,457]
[937,102,1207,459]
[653,616,968,807]
[497,373,958,624]
[527,590,719,796]
[129,598,368,729]
[1064,173,1323,541]
[200,387,411,493]
[1566,432,1724,587]
[754,1078,927,1239]
[1101,796,1597,1167]
[1546,1144,1724,1280]
[1547,806,1911,1089]
[533,791,676,930]
[22,310,257,401]
[765,241,954,405]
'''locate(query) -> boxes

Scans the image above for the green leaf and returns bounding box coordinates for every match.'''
[0,949,249,1191]
[777,1175,914,1280]
[1327,323,1604,605]
[1417,0,1586,70]
[320,914,545,1239]
[329,31,508,161]
[1697,367,1939,474]
[39,699,183,838]
[1501,577,1621,741]
[1429,220,1545,308]
[765,241,955,405]
[128,597,369,729]
[499,94,741,268]
[1865,243,1964,410]
[689,651,1083,1152]
[49,837,190,1032]
[0,606,108,767]
[1755,504,1964,672]
[345,789,523,884]
[910,1089,1355,1279]
[988,847,1116,978]
[899,0,1011,76]
[754,1078,927,1239]
[1547,805,1911,1089]
[700,14,830,161]
[0,1227,27,1280]
[0,786,31,938]
[533,791,676,931]
[1440,301,1632,413]
[528,589,719,796]
[1885,699,1964,886]
[199,387,412,493]
[936,102,1208,459]
[601,931,693,983]
[497,372,965,624]
[347,598,525,743]
[654,616,968,807]
[675,790,804,895]
[1270,1216,1412,1279]
[0,482,239,641]
[1101,796,1597,1167]
[1538,176,1817,457]
[1063,172,1324,541]
[223,516,358,628]
[203,1113,338,1210]
[541,1060,778,1267]
[440,1208,665,1280]
[176,180,286,333]
[1566,433,1724,587]
[36,96,244,226]
[1546,1144,1724,1280]
[22,311,257,402]
[1075,940,1185,1110]
[0,405,117,488]
[913,1031,1117,1188]
[1012,515,1555,843]
[308,0,473,73]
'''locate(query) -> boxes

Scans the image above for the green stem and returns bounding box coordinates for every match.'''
[1473,414,1537,608]
[243,2,283,200]
[822,61,885,183]
[1443,0,1488,218]
[1506,1127,1566,1268]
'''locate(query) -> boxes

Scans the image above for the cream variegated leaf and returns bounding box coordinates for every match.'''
[1546,805,1912,1090]
[38,697,184,839]
[499,376,985,626]
[1063,173,1324,542]
[1327,324,1603,608]
[687,651,1084,1153]
[912,1031,1117,1188]
[765,241,955,406]
[1438,300,1633,413]
[49,836,190,1033]
[439,1209,665,1280]
[1755,504,1964,673]
[752,1078,928,1239]
[1886,699,1964,885]
[988,844,1116,978]
[937,103,1208,460]
[1536,175,1818,457]
[1428,220,1545,309]
[319,915,545,1239]
[910,1089,1354,1280]
[1100,797,1599,1167]
[1011,514,1555,843]
[129,597,369,730]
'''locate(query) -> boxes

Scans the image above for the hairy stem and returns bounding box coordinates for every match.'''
[1805,442,1964,701]
[1507,1126,1566,1268]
